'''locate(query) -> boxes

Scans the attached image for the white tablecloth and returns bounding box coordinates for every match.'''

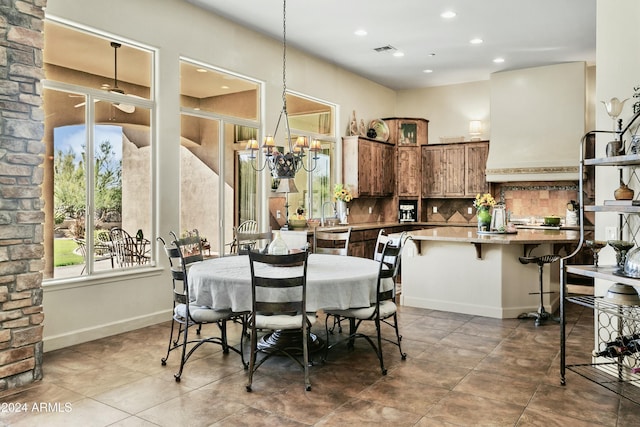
[188,254,387,312]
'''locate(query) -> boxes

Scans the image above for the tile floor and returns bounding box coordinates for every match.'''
[1,303,639,426]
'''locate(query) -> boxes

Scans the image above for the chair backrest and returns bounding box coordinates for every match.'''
[73,238,87,258]
[314,228,351,255]
[376,241,403,303]
[157,230,204,305]
[109,227,137,267]
[373,229,408,262]
[237,220,258,234]
[236,230,272,254]
[280,230,310,251]
[248,251,309,316]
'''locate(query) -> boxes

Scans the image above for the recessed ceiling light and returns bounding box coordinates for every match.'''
[196,68,207,73]
[493,57,505,63]
[393,51,405,57]
[423,69,433,73]
[354,29,367,36]
[470,38,483,45]
[221,85,230,89]
[441,11,456,19]
[427,53,436,57]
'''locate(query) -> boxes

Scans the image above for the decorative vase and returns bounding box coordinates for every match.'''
[336,200,348,224]
[477,206,492,232]
[614,181,634,200]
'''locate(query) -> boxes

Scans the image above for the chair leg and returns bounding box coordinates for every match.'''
[174,320,189,382]
[302,322,311,391]
[246,321,257,392]
[375,318,386,375]
[161,318,178,365]
[392,313,407,360]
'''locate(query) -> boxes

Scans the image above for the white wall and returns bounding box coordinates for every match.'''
[395,80,491,144]
[42,0,396,350]
[593,0,640,292]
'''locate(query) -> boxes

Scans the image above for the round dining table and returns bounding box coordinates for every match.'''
[187,253,389,353]
[188,253,388,313]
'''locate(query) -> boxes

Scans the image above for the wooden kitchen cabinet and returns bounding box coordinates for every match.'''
[465,142,489,195]
[397,146,421,196]
[343,135,395,198]
[421,141,489,198]
[383,117,429,146]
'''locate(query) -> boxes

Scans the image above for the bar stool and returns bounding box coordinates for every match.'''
[518,254,561,326]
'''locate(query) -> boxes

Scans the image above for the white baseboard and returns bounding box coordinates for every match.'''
[43,310,171,352]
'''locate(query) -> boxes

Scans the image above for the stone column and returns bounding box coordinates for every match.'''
[0,0,46,391]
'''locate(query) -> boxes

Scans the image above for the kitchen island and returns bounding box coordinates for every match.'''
[399,226,580,319]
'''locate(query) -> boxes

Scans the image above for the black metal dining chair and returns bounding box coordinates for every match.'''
[246,250,313,391]
[157,229,246,381]
[323,240,407,375]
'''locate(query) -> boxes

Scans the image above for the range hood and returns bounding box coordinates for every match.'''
[485,62,586,182]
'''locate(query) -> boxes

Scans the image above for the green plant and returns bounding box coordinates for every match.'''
[54,238,83,267]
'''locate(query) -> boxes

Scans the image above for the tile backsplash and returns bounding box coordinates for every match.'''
[425,181,592,225]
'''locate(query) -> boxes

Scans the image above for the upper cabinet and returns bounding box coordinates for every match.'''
[384,118,429,197]
[422,141,489,198]
[383,117,429,146]
[343,136,395,198]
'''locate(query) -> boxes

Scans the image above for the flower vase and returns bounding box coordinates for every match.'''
[336,200,348,224]
[477,206,492,232]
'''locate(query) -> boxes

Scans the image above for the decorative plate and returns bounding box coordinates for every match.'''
[369,119,389,142]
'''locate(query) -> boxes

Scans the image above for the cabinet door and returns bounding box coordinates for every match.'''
[443,145,465,196]
[358,140,374,197]
[397,146,420,196]
[381,144,396,196]
[421,146,443,197]
[465,142,489,196]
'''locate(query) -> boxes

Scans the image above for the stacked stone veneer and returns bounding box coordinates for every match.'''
[0,0,46,391]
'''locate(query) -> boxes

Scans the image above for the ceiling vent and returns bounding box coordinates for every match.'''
[373,45,396,53]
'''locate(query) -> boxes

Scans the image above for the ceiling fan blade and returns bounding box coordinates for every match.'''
[74,99,100,108]
[114,103,135,113]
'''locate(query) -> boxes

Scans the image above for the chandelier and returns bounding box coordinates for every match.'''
[246,0,320,179]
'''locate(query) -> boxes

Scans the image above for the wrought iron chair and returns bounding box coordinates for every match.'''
[109,227,150,267]
[228,219,258,254]
[246,250,313,392]
[315,227,351,333]
[313,227,351,255]
[157,229,246,381]
[73,236,114,274]
[323,240,407,375]
[236,230,272,255]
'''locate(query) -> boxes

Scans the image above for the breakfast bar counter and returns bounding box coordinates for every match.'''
[399,227,580,319]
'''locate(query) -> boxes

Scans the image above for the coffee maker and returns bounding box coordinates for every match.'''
[399,200,418,222]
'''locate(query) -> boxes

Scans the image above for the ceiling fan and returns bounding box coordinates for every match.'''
[73,41,137,113]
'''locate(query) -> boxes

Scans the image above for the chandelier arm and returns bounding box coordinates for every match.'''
[249,154,274,173]
[298,155,319,173]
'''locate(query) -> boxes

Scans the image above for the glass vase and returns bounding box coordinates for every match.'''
[336,200,348,224]
[477,206,492,232]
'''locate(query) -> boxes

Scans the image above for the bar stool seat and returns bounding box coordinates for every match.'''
[518,254,561,326]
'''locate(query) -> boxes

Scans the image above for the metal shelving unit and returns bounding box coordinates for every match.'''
[560,110,640,406]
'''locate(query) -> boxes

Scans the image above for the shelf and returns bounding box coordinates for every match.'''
[566,294,640,323]
[584,205,640,213]
[565,265,640,287]
[566,362,640,405]
[585,154,640,167]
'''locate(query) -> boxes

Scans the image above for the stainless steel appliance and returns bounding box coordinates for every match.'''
[399,200,417,222]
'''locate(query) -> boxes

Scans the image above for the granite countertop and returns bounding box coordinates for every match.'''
[405,226,580,245]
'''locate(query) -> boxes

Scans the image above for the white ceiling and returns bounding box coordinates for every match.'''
[186,0,596,90]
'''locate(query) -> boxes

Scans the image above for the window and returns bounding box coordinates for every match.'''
[179,60,260,255]
[276,93,336,222]
[42,21,154,280]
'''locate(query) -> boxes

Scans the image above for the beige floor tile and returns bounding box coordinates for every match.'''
[4,304,637,426]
